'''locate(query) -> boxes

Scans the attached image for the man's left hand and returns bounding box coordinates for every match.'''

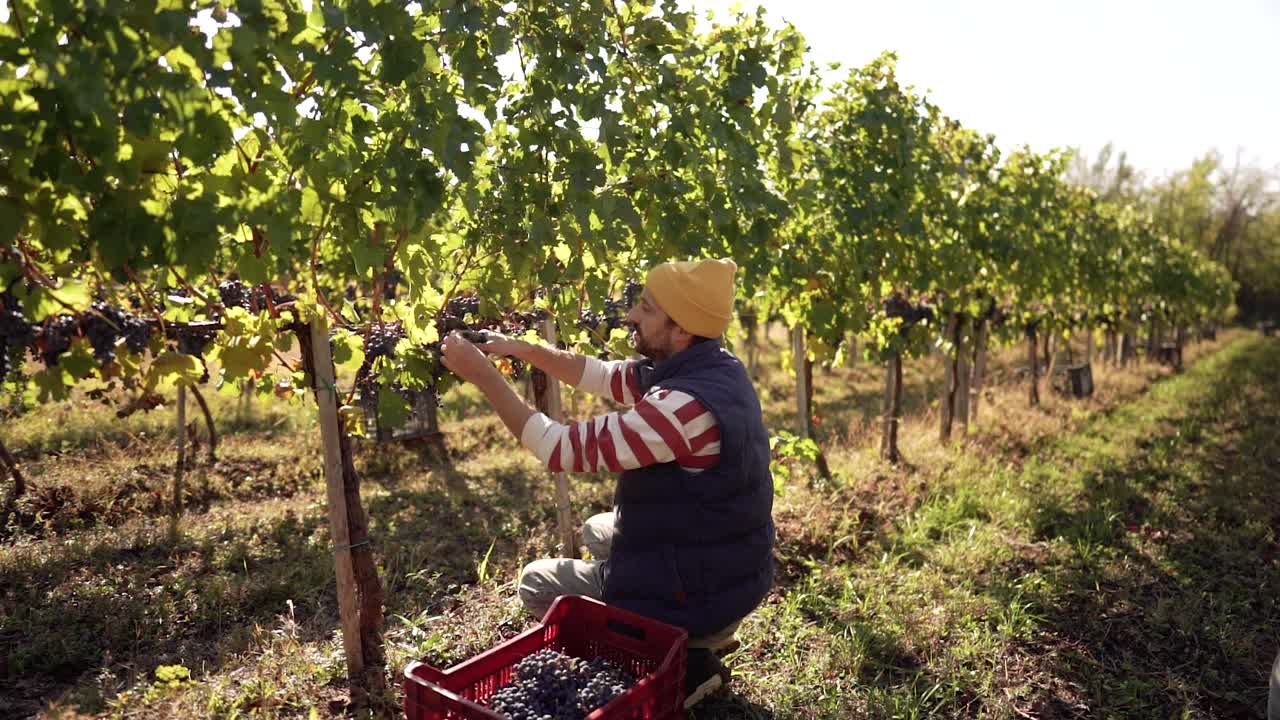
[440,331,501,387]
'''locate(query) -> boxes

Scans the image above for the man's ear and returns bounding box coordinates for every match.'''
[670,322,694,350]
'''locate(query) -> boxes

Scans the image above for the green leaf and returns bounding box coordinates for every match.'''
[376,387,411,429]
[331,329,365,371]
[0,199,22,244]
[150,352,205,387]
[552,242,572,265]
[379,35,422,85]
[26,280,93,321]
[60,338,97,380]
[237,252,269,285]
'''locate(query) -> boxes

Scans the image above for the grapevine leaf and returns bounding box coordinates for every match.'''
[61,339,97,380]
[149,352,204,388]
[331,329,365,372]
[27,280,93,321]
[376,387,411,429]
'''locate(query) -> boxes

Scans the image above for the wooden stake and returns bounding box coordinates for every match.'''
[173,385,186,516]
[792,326,810,438]
[940,314,960,443]
[969,316,989,423]
[1027,326,1040,407]
[880,352,902,462]
[955,317,970,435]
[1045,332,1059,387]
[309,317,366,690]
[537,318,576,559]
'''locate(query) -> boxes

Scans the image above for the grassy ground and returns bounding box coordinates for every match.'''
[2,327,1277,718]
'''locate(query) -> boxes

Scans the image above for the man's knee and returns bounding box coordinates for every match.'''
[517,559,558,615]
[581,512,615,559]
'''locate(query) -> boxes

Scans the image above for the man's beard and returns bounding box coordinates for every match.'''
[631,325,672,361]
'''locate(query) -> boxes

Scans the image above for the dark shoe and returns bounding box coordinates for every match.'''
[683,648,730,709]
[713,638,741,658]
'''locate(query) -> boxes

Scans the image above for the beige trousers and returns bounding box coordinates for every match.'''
[517,511,740,650]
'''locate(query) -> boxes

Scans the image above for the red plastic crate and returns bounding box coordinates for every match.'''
[404,595,688,720]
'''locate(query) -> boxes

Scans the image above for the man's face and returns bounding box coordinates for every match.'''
[625,288,679,360]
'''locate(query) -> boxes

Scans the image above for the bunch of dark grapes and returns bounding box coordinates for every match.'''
[39,315,80,367]
[83,301,130,363]
[122,316,152,353]
[577,309,605,332]
[904,303,935,325]
[0,293,33,378]
[176,326,218,357]
[445,295,481,320]
[882,293,912,320]
[485,649,636,720]
[355,322,406,391]
[991,305,1009,329]
[0,293,34,352]
[576,657,634,715]
[218,280,250,310]
[250,285,294,310]
[219,280,294,312]
[509,309,549,330]
[622,280,642,309]
[437,294,482,334]
[362,322,406,365]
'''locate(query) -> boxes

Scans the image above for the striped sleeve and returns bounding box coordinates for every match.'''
[576,356,642,405]
[520,388,721,474]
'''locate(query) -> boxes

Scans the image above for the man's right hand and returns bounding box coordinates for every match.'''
[475,331,527,360]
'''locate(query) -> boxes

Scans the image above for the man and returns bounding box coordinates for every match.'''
[440,258,775,709]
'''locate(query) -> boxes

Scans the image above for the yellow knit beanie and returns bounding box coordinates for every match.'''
[645,258,738,338]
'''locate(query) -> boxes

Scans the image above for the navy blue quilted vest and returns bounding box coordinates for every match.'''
[602,340,775,638]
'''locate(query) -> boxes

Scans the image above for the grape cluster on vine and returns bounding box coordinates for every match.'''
[39,315,79,367]
[83,302,130,363]
[577,282,640,340]
[881,293,934,326]
[0,292,34,378]
[356,322,406,387]
[485,649,636,720]
[217,279,294,313]
[176,325,218,357]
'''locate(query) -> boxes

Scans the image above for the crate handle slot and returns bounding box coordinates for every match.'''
[606,618,647,641]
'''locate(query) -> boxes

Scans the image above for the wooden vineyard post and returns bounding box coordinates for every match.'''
[1026,324,1041,406]
[785,326,832,480]
[173,385,186,517]
[305,316,385,699]
[535,318,576,559]
[955,318,971,435]
[1044,333,1059,388]
[880,352,903,463]
[969,315,989,423]
[0,433,25,498]
[940,313,961,443]
[792,326,810,439]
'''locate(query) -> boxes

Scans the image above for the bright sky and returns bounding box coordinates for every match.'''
[685,0,1280,181]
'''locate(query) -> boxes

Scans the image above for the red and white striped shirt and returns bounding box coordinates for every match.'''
[520,357,722,473]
